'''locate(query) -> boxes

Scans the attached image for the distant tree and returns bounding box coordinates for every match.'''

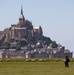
[43,36,52,45]
[51,41,57,48]
[20,40,27,46]
[1,41,10,49]
[8,38,14,43]
[17,39,27,47]
[16,45,21,51]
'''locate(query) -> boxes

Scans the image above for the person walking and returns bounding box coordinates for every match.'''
[64,56,70,67]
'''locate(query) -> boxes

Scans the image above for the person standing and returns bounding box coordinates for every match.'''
[64,56,70,67]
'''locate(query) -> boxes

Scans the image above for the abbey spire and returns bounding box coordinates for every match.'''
[21,5,23,16]
[19,5,25,23]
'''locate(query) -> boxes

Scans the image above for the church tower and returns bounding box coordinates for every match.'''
[19,5,25,24]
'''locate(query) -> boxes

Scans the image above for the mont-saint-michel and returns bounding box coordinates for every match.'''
[0,6,73,58]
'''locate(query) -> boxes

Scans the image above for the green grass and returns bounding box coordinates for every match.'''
[0,58,74,75]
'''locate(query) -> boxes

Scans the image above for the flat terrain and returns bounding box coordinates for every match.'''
[0,59,74,75]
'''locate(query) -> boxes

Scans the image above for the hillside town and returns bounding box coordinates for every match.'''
[0,6,73,58]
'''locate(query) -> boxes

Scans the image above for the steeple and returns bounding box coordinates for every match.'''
[19,5,25,23]
[21,5,23,16]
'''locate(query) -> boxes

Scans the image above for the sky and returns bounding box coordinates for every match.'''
[0,0,74,57]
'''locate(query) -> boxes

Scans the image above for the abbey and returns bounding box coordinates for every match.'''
[1,6,43,41]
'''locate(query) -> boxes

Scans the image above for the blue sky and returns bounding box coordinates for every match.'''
[0,0,74,57]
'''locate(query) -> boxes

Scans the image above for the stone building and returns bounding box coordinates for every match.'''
[1,6,43,41]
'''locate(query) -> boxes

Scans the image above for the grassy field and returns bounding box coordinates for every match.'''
[0,58,74,75]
